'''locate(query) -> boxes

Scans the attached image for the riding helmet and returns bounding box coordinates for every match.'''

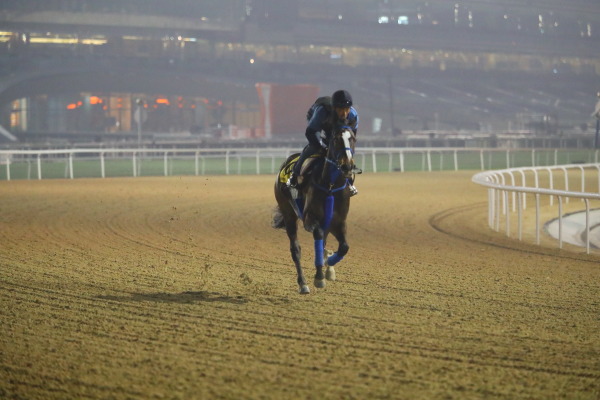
[332,90,353,108]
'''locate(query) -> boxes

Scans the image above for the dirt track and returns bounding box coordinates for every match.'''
[1,172,599,400]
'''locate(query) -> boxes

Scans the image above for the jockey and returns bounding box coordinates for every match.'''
[288,89,360,196]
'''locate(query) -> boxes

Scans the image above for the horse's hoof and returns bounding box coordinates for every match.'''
[314,278,326,289]
[326,265,336,281]
[299,285,310,294]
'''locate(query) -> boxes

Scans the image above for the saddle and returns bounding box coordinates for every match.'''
[279,154,321,186]
[279,154,323,218]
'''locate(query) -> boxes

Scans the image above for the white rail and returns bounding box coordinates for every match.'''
[1,147,599,180]
[472,163,600,254]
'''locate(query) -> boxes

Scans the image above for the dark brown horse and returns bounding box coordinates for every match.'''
[273,127,358,294]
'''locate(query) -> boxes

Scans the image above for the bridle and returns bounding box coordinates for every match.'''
[315,127,356,194]
[326,127,355,176]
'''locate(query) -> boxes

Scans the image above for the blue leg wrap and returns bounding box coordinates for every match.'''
[327,252,344,266]
[314,239,324,267]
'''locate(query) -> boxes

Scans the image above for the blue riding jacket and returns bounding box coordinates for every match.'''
[305,105,359,147]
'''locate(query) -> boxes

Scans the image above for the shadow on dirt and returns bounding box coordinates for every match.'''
[98,291,247,304]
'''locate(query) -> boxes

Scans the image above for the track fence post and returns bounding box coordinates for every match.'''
[226,150,230,175]
[400,151,405,172]
[68,153,74,179]
[163,152,169,176]
[372,149,377,173]
[480,150,484,170]
[132,152,137,178]
[6,155,11,181]
[256,149,260,175]
[427,150,432,172]
[453,150,458,171]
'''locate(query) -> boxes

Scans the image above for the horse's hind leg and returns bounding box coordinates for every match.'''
[286,222,309,294]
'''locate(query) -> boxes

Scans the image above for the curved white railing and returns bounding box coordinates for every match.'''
[472,163,600,254]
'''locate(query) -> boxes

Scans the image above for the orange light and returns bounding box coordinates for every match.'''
[89,96,102,105]
[156,98,170,105]
[66,103,77,110]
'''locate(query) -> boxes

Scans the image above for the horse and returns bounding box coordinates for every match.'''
[272,126,358,294]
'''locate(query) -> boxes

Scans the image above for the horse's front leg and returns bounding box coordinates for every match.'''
[325,224,349,281]
[312,226,326,289]
[286,223,309,294]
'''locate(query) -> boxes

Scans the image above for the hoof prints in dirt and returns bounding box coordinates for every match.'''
[1,175,599,400]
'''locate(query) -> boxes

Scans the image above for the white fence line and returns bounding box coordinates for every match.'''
[1,147,599,181]
[472,163,600,254]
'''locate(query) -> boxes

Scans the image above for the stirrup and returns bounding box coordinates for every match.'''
[349,185,358,197]
[286,174,297,188]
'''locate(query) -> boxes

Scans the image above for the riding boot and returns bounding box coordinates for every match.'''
[289,143,320,189]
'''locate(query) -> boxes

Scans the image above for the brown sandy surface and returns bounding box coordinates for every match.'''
[1,172,599,399]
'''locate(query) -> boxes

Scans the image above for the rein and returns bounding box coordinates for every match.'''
[312,157,349,194]
[313,178,348,194]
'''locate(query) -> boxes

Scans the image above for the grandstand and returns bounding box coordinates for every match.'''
[0,0,599,145]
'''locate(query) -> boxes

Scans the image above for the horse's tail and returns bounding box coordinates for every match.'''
[272,205,285,229]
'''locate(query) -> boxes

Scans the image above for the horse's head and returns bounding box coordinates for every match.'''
[327,126,356,178]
